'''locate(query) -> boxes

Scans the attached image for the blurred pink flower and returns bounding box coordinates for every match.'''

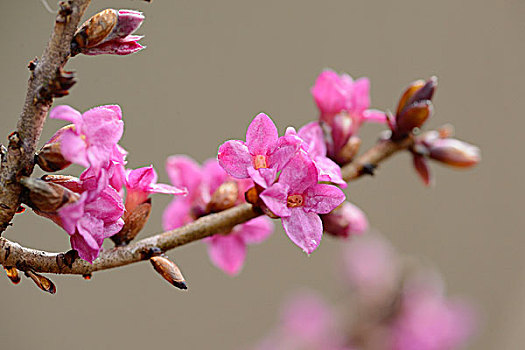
[218,113,300,188]
[390,284,476,350]
[163,156,273,275]
[322,201,368,238]
[260,152,345,254]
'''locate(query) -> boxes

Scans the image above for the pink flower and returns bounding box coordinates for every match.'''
[125,165,187,212]
[75,10,145,56]
[311,70,386,159]
[260,152,345,254]
[285,122,346,187]
[49,105,124,170]
[390,284,476,350]
[218,113,300,188]
[311,69,386,126]
[58,185,125,262]
[321,201,368,238]
[163,156,274,275]
[251,291,353,350]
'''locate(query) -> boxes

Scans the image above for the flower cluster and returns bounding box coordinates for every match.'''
[218,113,346,254]
[162,156,274,275]
[36,105,185,262]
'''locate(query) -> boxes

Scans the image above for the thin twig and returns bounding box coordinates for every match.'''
[0,137,413,275]
[0,0,91,234]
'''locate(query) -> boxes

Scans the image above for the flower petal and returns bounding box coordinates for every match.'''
[207,234,246,276]
[58,194,87,235]
[282,209,322,254]
[248,166,277,188]
[313,156,346,188]
[237,217,274,244]
[297,122,326,158]
[59,129,89,168]
[166,155,203,193]
[49,105,82,126]
[350,77,370,114]
[304,184,345,214]
[82,106,124,149]
[148,183,187,196]
[202,158,229,194]
[162,199,192,230]
[278,152,318,194]
[126,166,158,191]
[260,183,291,218]
[246,113,278,155]
[218,140,252,179]
[267,135,301,172]
[362,109,387,123]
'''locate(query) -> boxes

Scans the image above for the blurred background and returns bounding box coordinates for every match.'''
[0,0,522,349]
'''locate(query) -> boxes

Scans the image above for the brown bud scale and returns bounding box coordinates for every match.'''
[150,256,187,290]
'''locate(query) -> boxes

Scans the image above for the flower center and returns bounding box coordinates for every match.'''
[253,155,268,170]
[287,194,304,208]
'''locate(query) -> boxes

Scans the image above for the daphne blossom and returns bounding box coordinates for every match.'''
[163,156,273,275]
[218,113,300,188]
[260,152,345,254]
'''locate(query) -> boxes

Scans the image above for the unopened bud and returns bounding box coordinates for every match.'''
[25,270,56,294]
[35,125,74,172]
[72,9,144,56]
[321,202,368,238]
[428,139,480,168]
[4,266,20,284]
[396,100,433,137]
[394,77,437,139]
[206,181,239,213]
[20,177,80,213]
[412,154,433,186]
[150,256,187,290]
[111,199,152,246]
[335,136,361,165]
[41,174,84,193]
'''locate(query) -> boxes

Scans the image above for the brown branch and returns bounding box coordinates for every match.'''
[0,137,413,276]
[0,0,91,234]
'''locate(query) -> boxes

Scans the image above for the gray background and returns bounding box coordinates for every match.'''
[0,0,522,349]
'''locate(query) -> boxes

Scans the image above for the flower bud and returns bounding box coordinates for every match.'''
[35,125,74,172]
[321,202,368,238]
[150,256,187,290]
[4,266,20,284]
[111,198,152,246]
[20,177,80,213]
[412,154,433,186]
[72,9,144,56]
[328,112,354,158]
[395,100,433,137]
[206,181,239,214]
[25,270,56,294]
[428,139,480,168]
[393,77,437,139]
[41,174,84,193]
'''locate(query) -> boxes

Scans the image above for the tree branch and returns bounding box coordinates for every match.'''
[0,137,413,275]
[0,0,91,234]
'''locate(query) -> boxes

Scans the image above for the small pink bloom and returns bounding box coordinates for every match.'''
[260,153,345,254]
[58,185,125,262]
[322,201,368,238]
[79,10,145,56]
[163,156,274,275]
[218,113,300,188]
[311,69,386,126]
[390,284,476,350]
[49,105,124,170]
[311,70,386,158]
[125,165,187,211]
[286,122,346,187]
